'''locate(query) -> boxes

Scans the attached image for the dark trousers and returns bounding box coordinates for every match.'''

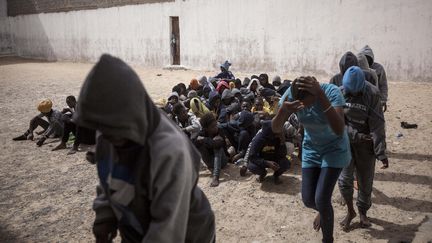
[302,167,342,243]
[28,116,49,133]
[199,147,228,177]
[62,122,96,146]
[248,153,290,177]
[62,121,77,144]
[338,142,375,215]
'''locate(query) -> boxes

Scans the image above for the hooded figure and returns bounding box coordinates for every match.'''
[74,54,215,243]
[330,51,359,87]
[190,97,210,118]
[216,80,230,94]
[357,53,379,87]
[247,78,263,96]
[339,66,388,230]
[360,45,388,109]
[214,60,235,80]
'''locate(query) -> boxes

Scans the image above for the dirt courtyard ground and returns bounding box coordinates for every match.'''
[0,56,431,243]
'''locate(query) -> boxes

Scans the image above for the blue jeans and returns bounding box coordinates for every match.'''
[302,167,342,243]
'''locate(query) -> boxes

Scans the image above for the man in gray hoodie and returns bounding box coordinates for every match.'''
[74,54,215,243]
[338,66,388,231]
[360,45,388,112]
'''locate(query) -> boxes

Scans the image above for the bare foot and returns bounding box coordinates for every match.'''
[359,213,371,228]
[210,176,219,187]
[340,210,357,232]
[52,143,67,151]
[313,213,321,231]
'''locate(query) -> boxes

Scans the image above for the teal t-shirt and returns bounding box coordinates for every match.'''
[280,83,351,168]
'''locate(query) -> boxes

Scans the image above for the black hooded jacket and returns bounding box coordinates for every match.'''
[330,51,359,87]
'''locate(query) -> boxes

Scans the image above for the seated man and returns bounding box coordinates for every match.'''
[13,99,64,147]
[247,120,291,184]
[172,103,201,141]
[195,113,228,187]
[214,60,235,80]
[53,95,96,154]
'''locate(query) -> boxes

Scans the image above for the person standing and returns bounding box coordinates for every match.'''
[338,66,388,231]
[360,45,388,112]
[74,54,215,242]
[273,76,351,243]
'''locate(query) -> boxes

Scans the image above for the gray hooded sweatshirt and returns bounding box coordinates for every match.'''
[74,54,215,243]
[357,53,379,87]
[360,45,388,103]
[330,51,359,87]
[342,82,387,161]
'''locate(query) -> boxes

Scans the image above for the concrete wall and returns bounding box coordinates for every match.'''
[0,0,14,54]
[2,0,432,81]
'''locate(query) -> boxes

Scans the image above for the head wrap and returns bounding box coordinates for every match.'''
[190,78,200,90]
[190,97,210,118]
[37,99,53,113]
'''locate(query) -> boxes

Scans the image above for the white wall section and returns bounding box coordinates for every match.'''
[1,0,432,81]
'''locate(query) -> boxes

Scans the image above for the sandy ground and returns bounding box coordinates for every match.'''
[0,56,431,243]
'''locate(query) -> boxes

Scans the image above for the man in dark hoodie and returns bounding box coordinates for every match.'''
[247,120,290,184]
[259,73,276,90]
[74,54,215,243]
[338,66,388,231]
[330,52,359,87]
[360,45,388,112]
[214,60,235,80]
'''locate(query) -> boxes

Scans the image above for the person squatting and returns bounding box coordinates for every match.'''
[12,45,388,243]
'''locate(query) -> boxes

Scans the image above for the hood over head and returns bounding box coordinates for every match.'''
[247,78,264,91]
[74,54,161,145]
[168,91,179,100]
[220,60,231,71]
[216,80,230,93]
[360,45,374,63]
[356,53,370,70]
[221,89,234,101]
[198,76,207,86]
[208,90,221,106]
[190,97,210,118]
[243,77,251,87]
[343,66,366,94]
[231,88,241,96]
[339,51,359,75]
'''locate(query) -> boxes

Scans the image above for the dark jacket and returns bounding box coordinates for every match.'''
[75,54,215,243]
[342,82,387,160]
[360,45,388,103]
[248,121,287,167]
[330,51,359,87]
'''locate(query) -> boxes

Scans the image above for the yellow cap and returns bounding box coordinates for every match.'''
[37,99,53,113]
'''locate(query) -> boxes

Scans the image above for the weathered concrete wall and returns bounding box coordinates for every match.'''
[0,0,14,54]
[3,0,432,81]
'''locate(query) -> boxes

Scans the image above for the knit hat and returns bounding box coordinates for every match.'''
[37,99,53,113]
[342,66,366,94]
